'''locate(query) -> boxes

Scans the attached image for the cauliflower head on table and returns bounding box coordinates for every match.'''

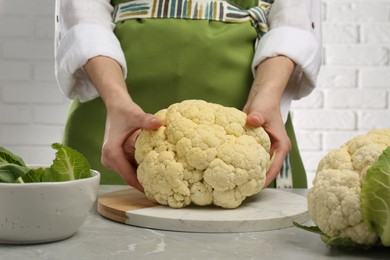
[135,100,271,209]
[307,129,390,248]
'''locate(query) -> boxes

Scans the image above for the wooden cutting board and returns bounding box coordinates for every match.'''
[97,188,309,233]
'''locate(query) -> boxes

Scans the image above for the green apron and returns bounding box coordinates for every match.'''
[62,0,307,188]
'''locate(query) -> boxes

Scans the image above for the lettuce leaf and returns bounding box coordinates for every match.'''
[0,146,25,166]
[0,143,92,183]
[48,143,91,181]
[0,163,30,183]
[0,147,28,183]
[361,146,390,246]
[22,167,52,183]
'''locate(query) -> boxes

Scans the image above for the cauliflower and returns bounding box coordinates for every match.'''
[134,100,271,209]
[297,129,390,249]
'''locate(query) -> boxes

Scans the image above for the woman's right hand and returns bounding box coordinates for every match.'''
[84,56,162,192]
[102,99,162,192]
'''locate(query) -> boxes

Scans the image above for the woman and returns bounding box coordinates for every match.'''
[55,0,321,190]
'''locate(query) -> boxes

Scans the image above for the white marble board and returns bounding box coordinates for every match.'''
[97,188,309,233]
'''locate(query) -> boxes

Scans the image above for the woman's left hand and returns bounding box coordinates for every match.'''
[243,56,295,188]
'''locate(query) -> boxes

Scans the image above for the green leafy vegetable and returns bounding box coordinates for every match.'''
[293,222,372,250]
[22,167,52,183]
[322,235,372,251]
[49,143,91,181]
[0,146,25,166]
[0,163,30,183]
[0,143,92,183]
[361,146,390,246]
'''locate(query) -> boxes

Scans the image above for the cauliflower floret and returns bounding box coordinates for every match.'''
[135,100,271,208]
[316,146,353,172]
[308,128,390,246]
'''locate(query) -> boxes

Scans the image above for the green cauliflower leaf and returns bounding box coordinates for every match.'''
[361,146,390,246]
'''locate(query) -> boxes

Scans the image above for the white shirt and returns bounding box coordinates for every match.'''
[54,0,321,122]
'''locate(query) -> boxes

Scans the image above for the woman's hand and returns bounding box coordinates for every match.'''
[243,56,295,188]
[84,56,162,192]
[102,99,162,192]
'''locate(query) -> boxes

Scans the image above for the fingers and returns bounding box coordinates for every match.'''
[243,96,292,188]
[263,143,290,189]
[101,143,144,192]
[143,114,163,130]
[114,157,144,192]
[264,125,292,187]
[246,112,265,127]
[101,102,162,191]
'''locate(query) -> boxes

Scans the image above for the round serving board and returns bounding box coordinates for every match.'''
[97,188,309,233]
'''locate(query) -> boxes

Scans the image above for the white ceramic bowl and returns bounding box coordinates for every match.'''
[0,169,100,244]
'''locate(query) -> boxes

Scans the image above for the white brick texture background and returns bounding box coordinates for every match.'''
[1,0,390,187]
[292,0,390,185]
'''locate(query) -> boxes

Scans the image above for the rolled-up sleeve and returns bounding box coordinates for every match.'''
[252,0,322,121]
[54,0,127,102]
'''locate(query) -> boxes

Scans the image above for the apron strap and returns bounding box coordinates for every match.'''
[276,154,293,189]
[113,0,272,37]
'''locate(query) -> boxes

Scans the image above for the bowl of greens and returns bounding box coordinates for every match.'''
[0,143,100,244]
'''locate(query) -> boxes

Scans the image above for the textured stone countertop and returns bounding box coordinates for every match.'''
[0,185,388,260]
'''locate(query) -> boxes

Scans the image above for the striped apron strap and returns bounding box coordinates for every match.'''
[276,154,293,189]
[113,0,272,37]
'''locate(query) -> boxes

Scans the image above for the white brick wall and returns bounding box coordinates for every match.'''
[292,0,390,186]
[0,0,389,187]
[0,0,70,164]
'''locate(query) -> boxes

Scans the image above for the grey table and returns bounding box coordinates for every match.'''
[1,185,389,260]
